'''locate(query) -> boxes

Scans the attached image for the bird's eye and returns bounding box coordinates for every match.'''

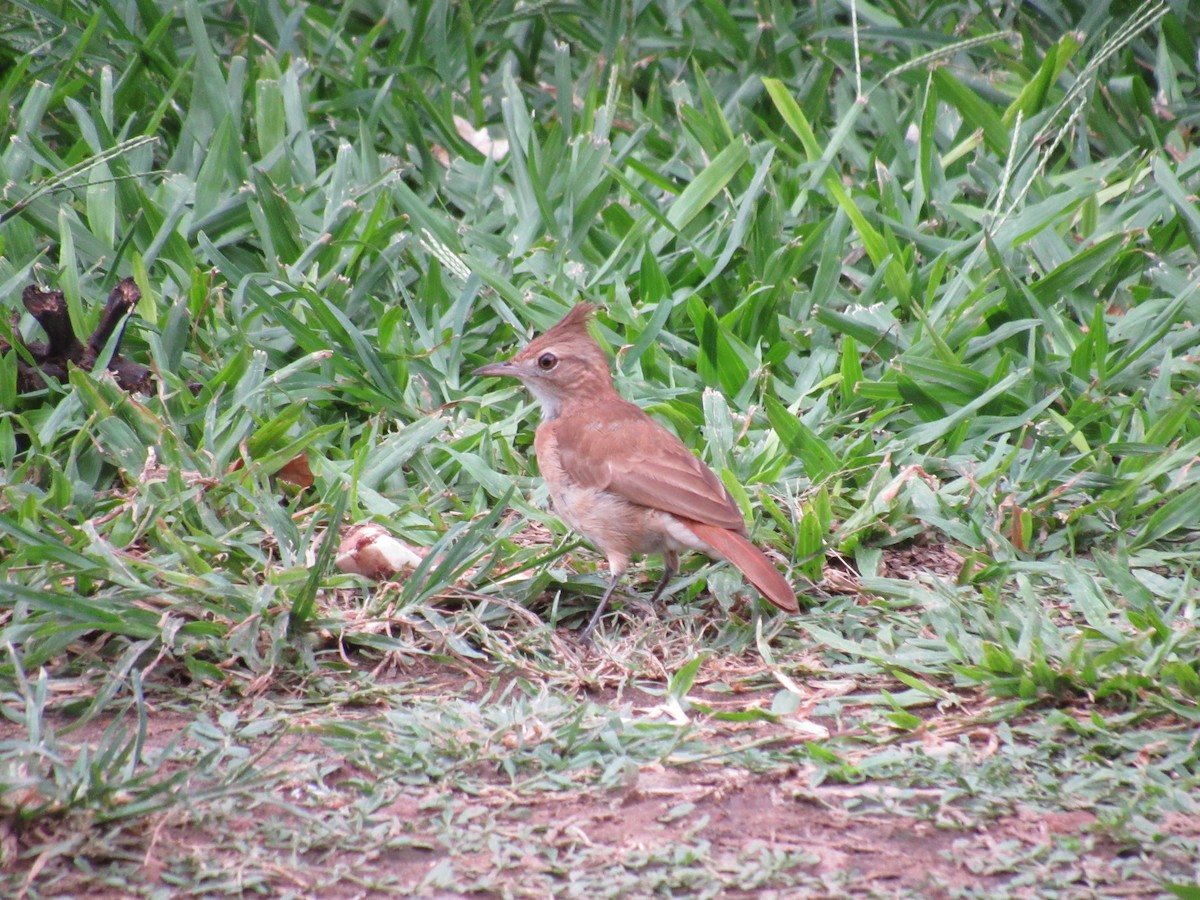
[537,352,557,370]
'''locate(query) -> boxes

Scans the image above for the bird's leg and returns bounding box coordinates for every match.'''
[579,571,624,643]
[616,554,679,625]
[578,552,678,642]
[645,551,679,607]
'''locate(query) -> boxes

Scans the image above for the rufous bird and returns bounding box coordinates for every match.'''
[473,303,797,640]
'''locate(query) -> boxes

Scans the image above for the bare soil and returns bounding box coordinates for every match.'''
[1,670,1160,900]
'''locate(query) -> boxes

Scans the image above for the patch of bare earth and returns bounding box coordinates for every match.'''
[2,670,1167,899]
[0,545,1176,896]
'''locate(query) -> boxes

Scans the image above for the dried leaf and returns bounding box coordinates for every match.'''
[276,453,314,488]
[335,523,424,580]
[453,115,509,160]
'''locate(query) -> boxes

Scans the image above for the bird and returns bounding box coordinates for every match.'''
[473,303,797,640]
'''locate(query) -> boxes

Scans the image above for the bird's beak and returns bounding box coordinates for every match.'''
[472,361,516,378]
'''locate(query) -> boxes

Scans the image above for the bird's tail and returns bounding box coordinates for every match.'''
[684,522,798,613]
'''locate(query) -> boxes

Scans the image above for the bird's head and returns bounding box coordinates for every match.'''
[472,303,613,420]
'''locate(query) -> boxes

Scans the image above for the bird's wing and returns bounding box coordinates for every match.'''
[554,403,746,532]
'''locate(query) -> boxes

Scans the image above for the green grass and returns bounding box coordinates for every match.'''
[2,0,1199,896]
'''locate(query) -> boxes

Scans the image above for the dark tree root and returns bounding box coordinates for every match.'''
[3,277,153,394]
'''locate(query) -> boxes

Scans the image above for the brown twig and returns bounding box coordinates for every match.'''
[3,277,154,395]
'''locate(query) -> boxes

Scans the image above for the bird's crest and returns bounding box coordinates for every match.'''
[536,303,595,343]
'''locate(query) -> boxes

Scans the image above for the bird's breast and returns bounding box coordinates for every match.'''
[534,422,710,559]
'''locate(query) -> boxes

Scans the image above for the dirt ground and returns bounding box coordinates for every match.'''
[5,539,1191,896]
[3,670,1171,900]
